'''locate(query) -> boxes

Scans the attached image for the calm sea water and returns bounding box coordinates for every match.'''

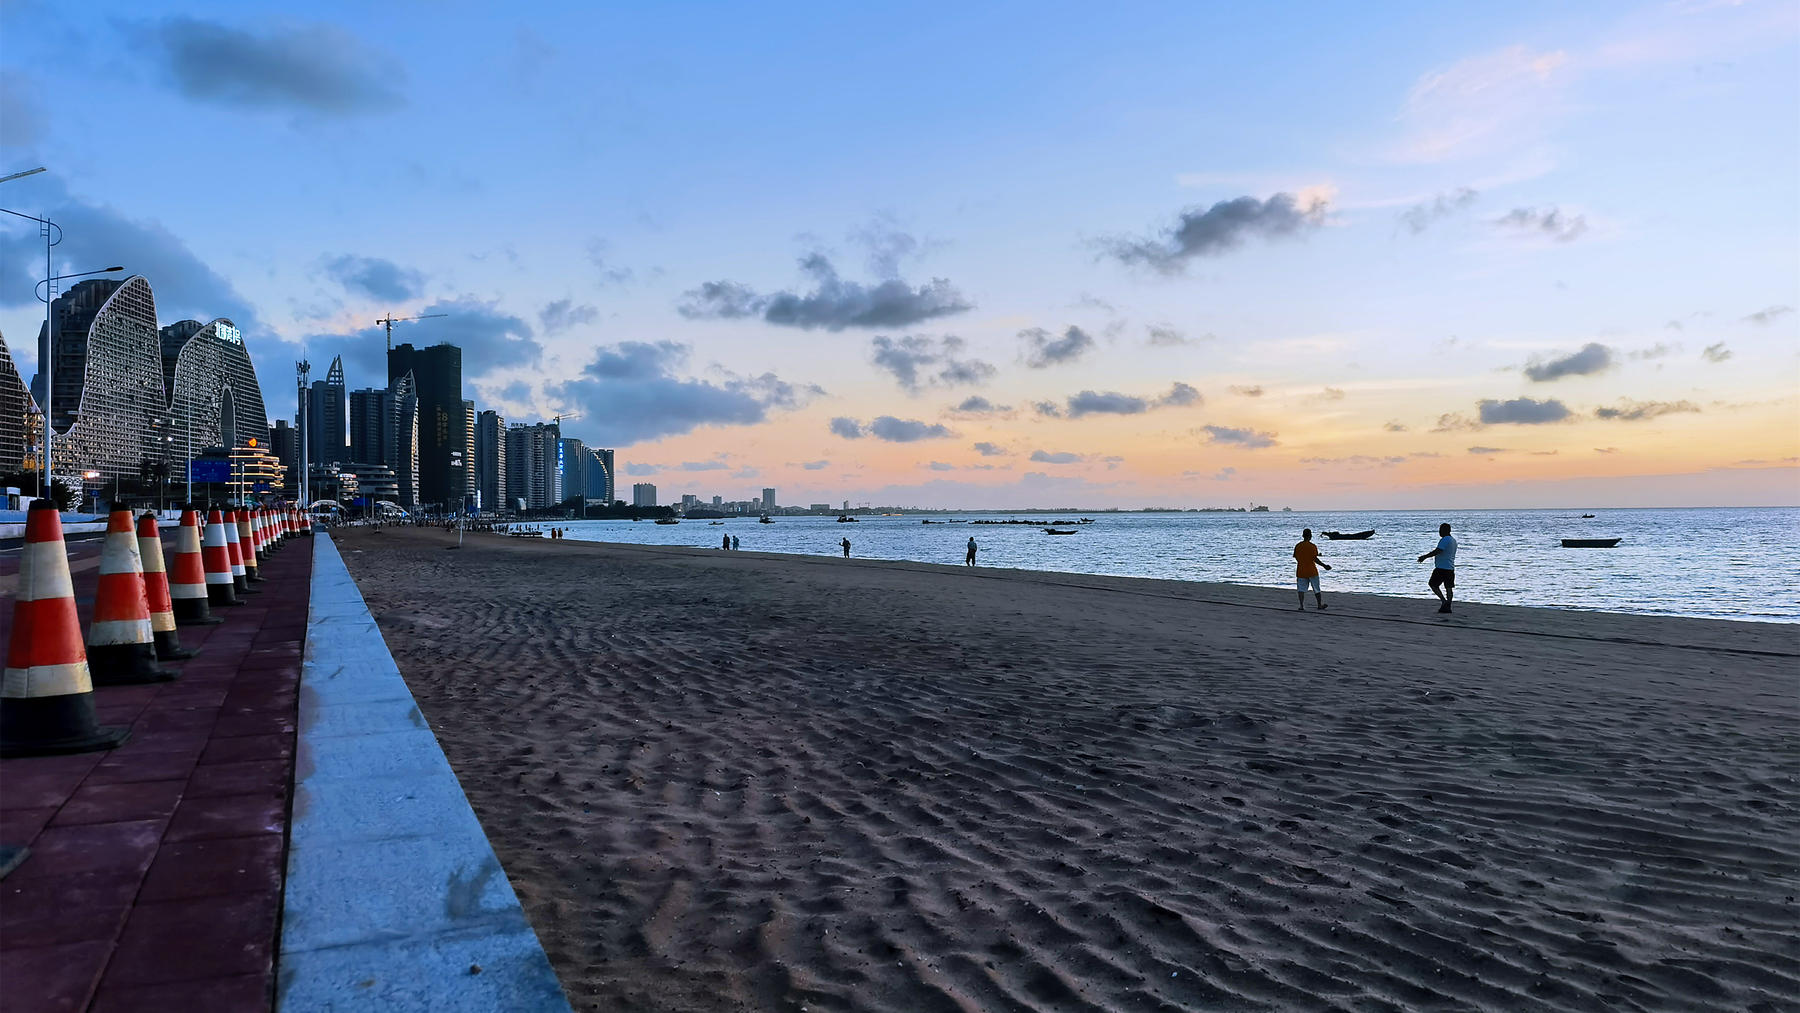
[553,508,1800,623]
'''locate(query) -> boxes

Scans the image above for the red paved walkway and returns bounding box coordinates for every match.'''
[0,533,310,1012]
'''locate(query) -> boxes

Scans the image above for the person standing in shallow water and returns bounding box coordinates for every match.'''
[1293,528,1330,611]
[841,537,851,558]
[966,536,978,566]
[722,533,730,550]
[1418,522,1457,614]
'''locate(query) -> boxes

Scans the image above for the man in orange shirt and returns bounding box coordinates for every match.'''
[1293,528,1331,611]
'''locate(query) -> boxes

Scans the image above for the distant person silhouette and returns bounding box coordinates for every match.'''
[1293,528,1330,611]
[722,534,730,550]
[841,537,851,558]
[1417,522,1457,614]
[966,536,977,566]
[731,535,740,550]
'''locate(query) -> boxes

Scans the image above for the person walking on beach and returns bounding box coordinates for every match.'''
[966,536,978,566]
[1293,528,1330,611]
[731,535,740,551]
[722,534,730,550]
[1417,522,1457,614]
[841,537,851,558]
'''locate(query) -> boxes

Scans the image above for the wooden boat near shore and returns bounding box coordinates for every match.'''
[1044,528,1077,535]
[1561,537,1621,548]
[654,518,679,525]
[1323,530,1375,540]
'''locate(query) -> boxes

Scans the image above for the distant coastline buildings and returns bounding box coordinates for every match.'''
[0,270,628,514]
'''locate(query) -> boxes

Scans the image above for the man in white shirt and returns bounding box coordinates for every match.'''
[1416,522,1457,614]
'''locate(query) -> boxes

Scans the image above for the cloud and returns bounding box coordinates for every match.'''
[1228,385,1264,398]
[584,239,636,286]
[1301,455,1412,468]
[1020,325,1095,368]
[1398,187,1478,233]
[1495,207,1587,242]
[1392,45,1567,163]
[1384,421,1409,432]
[679,253,972,331]
[1629,343,1677,361]
[1467,446,1510,455]
[1742,305,1792,325]
[144,17,400,114]
[555,340,821,444]
[800,460,830,470]
[1104,192,1330,273]
[868,416,953,442]
[1032,401,1063,418]
[925,461,955,471]
[869,334,994,392]
[1316,386,1346,401]
[1066,390,1148,417]
[1146,325,1191,346]
[1202,425,1278,449]
[1477,397,1573,424]
[1160,382,1202,407]
[1030,450,1082,464]
[671,459,730,472]
[1212,467,1236,481]
[950,395,1011,417]
[1523,342,1613,382]
[539,299,599,334]
[1702,342,1732,363]
[625,463,656,476]
[1594,447,1620,454]
[852,219,930,279]
[1433,412,1481,432]
[829,417,865,440]
[323,255,423,302]
[1593,399,1701,422]
[972,442,1008,457]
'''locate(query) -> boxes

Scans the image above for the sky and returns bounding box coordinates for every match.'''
[1,0,1796,509]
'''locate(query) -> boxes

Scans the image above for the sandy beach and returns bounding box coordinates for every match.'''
[334,525,1799,1012]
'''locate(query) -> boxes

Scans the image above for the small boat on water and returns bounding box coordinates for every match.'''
[1561,537,1621,548]
[708,521,724,525]
[654,518,679,525]
[1044,528,1077,535]
[1323,530,1376,540]
[759,515,773,524]
[1581,514,1596,519]
[836,515,858,523]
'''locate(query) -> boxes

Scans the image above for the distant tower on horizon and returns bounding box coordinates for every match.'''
[475,410,506,511]
[761,487,776,512]
[632,482,657,508]
[305,355,347,467]
[388,342,464,508]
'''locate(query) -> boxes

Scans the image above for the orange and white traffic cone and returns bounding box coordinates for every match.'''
[1,502,131,757]
[203,507,242,608]
[258,509,275,555]
[169,507,221,626]
[87,509,177,686]
[299,509,313,537]
[236,509,263,583]
[222,508,255,595]
[137,512,197,661]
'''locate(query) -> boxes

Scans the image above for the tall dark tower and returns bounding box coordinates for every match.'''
[387,343,463,508]
[306,356,347,466]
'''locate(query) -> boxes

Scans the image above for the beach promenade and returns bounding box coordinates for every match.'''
[335,525,1799,1012]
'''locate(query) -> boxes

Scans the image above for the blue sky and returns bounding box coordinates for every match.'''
[2,0,1796,507]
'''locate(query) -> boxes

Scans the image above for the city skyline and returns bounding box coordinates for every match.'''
[2,1,1796,509]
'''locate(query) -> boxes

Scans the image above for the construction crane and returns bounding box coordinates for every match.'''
[551,411,580,427]
[376,311,448,352]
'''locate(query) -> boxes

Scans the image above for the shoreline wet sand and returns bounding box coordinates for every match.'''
[335,525,1799,1012]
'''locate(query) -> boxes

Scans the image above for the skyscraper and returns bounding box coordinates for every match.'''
[347,388,395,465]
[387,343,463,507]
[391,372,421,509]
[559,436,588,506]
[462,399,477,504]
[37,277,165,482]
[632,483,657,508]
[474,410,506,511]
[0,332,36,475]
[505,421,561,510]
[590,448,615,504]
[305,356,347,466]
[762,487,776,512]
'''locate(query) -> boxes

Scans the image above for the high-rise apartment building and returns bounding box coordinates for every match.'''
[387,343,463,507]
[632,482,657,508]
[0,332,36,474]
[462,399,476,504]
[558,436,588,505]
[391,372,421,509]
[762,487,776,512]
[474,410,506,511]
[347,388,395,465]
[37,277,166,482]
[505,421,561,510]
[305,356,347,466]
[586,449,612,503]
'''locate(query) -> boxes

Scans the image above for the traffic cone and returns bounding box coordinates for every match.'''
[222,509,256,595]
[137,512,196,660]
[299,509,313,537]
[1,502,131,757]
[259,509,275,555]
[203,507,242,608]
[169,507,221,626]
[236,510,263,583]
[87,510,177,686]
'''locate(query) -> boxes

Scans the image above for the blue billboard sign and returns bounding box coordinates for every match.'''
[189,459,231,483]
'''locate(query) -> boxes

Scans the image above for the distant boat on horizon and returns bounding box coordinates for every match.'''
[1562,537,1621,548]
[1323,530,1376,540]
